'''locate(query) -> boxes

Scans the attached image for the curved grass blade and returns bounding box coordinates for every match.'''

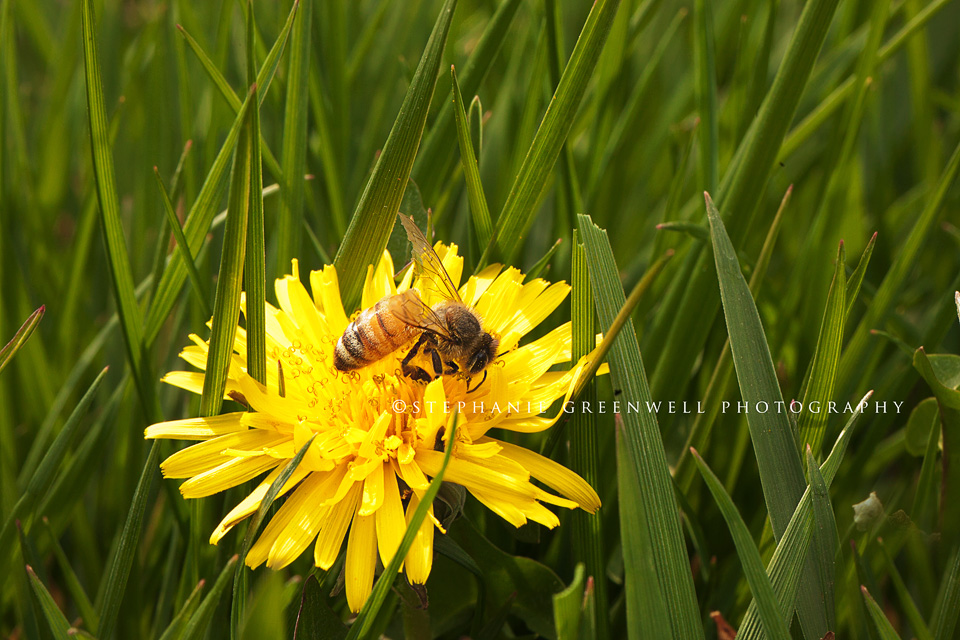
[692,448,791,640]
[485,0,622,264]
[26,565,71,638]
[153,168,211,318]
[81,0,151,415]
[182,555,239,640]
[553,563,586,640]
[159,579,206,640]
[345,416,458,640]
[877,537,933,640]
[930,545,960,640]
[199,85,257,417]
[0,306,43,376]
[333,0,457,312]
[578,215,703,639]
[861,586,902,640]
[451,65,493,251]
[845,232,877,319]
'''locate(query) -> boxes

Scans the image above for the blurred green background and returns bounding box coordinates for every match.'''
[2,0,960,637]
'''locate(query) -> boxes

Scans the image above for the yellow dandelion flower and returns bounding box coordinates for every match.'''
[146,242,605,613]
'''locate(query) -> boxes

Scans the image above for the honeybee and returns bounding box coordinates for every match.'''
[333,215,500,389]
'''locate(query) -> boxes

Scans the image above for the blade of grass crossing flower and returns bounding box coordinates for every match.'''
[797,243,846,457]
[877,538,933,640]
[25,566,71,638]
[839,140,960,399]
[861,586,902,640]
[346,417,459,640]
[693,0,718,193]
[413,0,521,203]
[153,168,211,318]
[333,0,457,312]
[739,393,871,640]
[231,436,316,640]
[275,0,311,278]
[578,215,703,639]
[145,89,255,346]
[81,0,151,415]
[97,441,161,640]
[806,446,838,632]
[0,367,108,575]
[244,3,266,386]
[692,448,791,640]
[182,555,239,640]
[930,545,960,640]
[485,0,622,265]
[451,65,493,250]
[200,85,257,417]
[0,306,43,375]
[568,234,607,640]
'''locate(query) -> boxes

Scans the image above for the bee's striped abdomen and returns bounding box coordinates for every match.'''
[334,295,416,371]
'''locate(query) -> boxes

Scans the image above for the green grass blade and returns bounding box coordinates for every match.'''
[845,232,877,319]
[705,192,805,537]
[693,0,718,193]
[333,0,457,312]
[182,555,239,640]
[96,441,161,640]
[275,0,312,277]
[81,0,151,415]
[486,0,622,264]
[877,538,933,640]
[39,517,99,633]
[861,586,902,640]
[158,579,206,640]
[345,416,458,640]
[797,242,846,456]
[25,565,72,638]
[0,305,43,375]
[930,545,960,640]
[553,563,586,640]
[412,0,521,203]
[243,4,266,387]
[469,95,483,162]
[451,65,493,252]
[578,214,703,639]
[807,446,838,632]
[153,168,211,318]
[199,85,256,417]
[692,448,791,640]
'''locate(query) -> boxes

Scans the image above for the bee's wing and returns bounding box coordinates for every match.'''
[387,291,453,340]
[399,214,463,303]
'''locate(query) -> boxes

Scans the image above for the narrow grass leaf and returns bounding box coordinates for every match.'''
[345,416,458,640]
[25,566,71,638]
[182,555,239,640]
[158,579,206,640]
[487,0,622,264]
[333,0,457,312]
[0,306,43,375]
[930,545,960,640]
[39,517,99,633]
[525,238,563,281]
[845,232,877,319]
[153,168,210,317]
[807,446,838,632]
[469,95,483,162]
[451,65,493,251]
[553,563,585,640]
[81,0,150,413]
[877,538,933,640]
[579,215,703,639]
[693,0,718,193]
[861,586,902,640]
[200,85,256,418]
[692,448,791,640]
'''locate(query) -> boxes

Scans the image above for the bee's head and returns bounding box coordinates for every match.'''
[466,332,499,375]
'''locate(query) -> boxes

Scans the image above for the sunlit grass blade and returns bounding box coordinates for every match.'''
[413,0,521,203]
[0,366,108,575]
[231,436,316,640]
[739,392,871,640]
[81,0,151,415]
[861,586,902,640]
[797,242,846,457]
[96,441,161,640]
[0,305,43,375]
[486,0,622,264]
[26,565,72,638]
[451,65,493,251]
[578,214,703,639]
[692,448,791,640]
[153,168,210,317]
[333,0,457,312]
[275,0,311,278]
[182,555,239,640]
[199,84,256,417]
[345,417,458,640]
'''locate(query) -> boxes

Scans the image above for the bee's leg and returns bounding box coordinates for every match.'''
[428,349,443,379]
[466,370,487,394]
[402,333,432,382]
[443,360,459,375]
